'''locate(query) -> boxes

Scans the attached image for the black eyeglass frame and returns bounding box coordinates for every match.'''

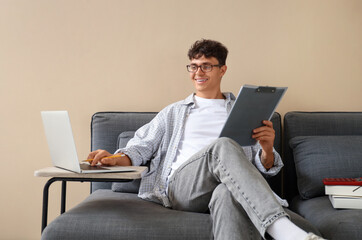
[186,64,223,73]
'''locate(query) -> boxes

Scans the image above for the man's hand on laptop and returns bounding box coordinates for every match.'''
[87,150,132,166]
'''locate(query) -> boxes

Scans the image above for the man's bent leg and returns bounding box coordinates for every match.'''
[168,137,287,238]
[209,184,260,240]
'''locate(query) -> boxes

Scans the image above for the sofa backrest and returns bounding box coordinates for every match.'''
[91,112,157,192]
[91,111,283,195]
[283,112,362,201]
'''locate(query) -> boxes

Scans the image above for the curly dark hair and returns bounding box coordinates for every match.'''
[188,39,228,66]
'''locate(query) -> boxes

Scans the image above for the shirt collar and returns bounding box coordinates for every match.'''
[182,92,235,106]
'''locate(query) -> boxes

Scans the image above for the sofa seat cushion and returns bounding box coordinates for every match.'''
[42,189,212,240]
[290,196,362,240]
[289,135,362,199]
[42,190,321,240]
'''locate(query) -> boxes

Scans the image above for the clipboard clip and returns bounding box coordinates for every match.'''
[256,86,276,93]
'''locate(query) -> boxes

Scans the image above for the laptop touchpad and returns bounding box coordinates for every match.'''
[80,163,107,171]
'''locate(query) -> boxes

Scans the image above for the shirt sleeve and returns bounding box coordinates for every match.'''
[246,142,283,177]
[114,110,166,166]
[253,148,283,177]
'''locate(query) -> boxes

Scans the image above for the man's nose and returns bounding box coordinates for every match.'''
[195,66,205,75]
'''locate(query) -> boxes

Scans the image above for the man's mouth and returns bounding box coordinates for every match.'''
[195,78,208,83]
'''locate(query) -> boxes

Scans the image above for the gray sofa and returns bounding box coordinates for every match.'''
[283,112,362,240]
[41,111,322,240]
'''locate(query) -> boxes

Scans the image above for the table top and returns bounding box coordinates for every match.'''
[34,166,148,180]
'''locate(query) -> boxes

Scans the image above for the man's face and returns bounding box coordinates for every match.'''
[189,55,227,98]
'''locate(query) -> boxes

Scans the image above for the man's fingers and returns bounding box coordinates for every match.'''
[253,127,275,135]
[91,157,102,166]
[87,151,98,160]
[252,126,275,141]
[87,151,100,166]
[253,121,274,133]
[253,134,274,141]
[262,120,273,128]
[88,149,112,166]
[252,131,274,138]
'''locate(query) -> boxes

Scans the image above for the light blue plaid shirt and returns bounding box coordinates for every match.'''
[116,93,284,207]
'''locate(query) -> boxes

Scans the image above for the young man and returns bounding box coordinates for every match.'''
[88,39,324,240]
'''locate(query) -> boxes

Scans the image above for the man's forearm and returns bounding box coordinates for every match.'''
[115,153,132,166]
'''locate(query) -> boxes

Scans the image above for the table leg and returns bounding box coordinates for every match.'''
[42,178,57,233]
[61,181,66,214]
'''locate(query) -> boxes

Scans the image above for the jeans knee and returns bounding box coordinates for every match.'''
[215,137,235,146]
[208,137,247,162]
[209,137,238,153]
[209,184,233,208]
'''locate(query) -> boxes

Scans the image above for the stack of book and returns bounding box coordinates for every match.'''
[323,178,362,209]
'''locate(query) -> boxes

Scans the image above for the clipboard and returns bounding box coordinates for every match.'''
[219,84,287,146]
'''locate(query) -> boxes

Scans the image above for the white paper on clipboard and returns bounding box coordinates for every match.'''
[219,84,287,146]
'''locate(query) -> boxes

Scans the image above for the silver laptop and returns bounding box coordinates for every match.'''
[41,111,135,173]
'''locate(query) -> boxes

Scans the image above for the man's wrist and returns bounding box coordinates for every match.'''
[116,153,132,166]
[261,150,274,170]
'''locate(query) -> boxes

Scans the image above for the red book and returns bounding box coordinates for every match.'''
[323,178,362,186]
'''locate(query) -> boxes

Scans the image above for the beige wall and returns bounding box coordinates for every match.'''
[1,0,361,239]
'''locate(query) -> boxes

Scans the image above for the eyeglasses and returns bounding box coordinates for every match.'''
[186,64,223,73]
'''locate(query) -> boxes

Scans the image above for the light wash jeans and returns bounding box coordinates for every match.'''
[167,137,288,240]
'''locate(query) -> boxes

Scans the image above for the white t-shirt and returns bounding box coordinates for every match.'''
[168,95,228,178]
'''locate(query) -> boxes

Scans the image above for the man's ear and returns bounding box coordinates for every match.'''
[220,65,227,76]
